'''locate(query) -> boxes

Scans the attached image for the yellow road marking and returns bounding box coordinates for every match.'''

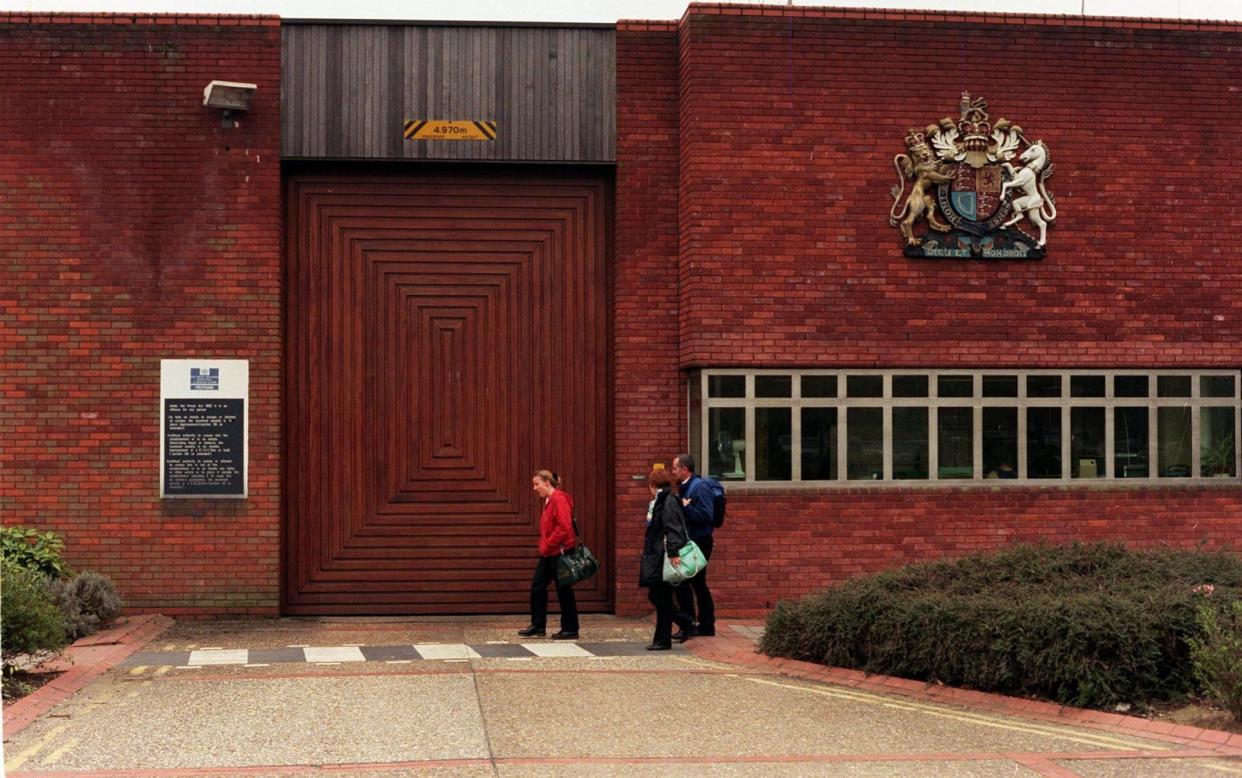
[5,723,69,770]
[1200,761,1242,775]
[43,737,79,766]
[740,675,1160,751]
[672,655,733,671]
[128,666,148,676]
[154,666,171,676]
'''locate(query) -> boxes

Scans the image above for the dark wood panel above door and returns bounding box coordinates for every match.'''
[281,23,616,162]
[284,169,611,615]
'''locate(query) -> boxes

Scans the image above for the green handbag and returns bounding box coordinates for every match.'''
[661,540,707,585]
[556,519,599,586]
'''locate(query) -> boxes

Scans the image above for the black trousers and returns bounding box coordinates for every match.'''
[529,554,579,632]
[674,535,715,633]
[648,581,694,647]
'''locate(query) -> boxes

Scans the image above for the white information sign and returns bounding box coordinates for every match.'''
[160,359,248,499]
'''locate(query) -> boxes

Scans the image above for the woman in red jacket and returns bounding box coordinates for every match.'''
[518,469,580,639]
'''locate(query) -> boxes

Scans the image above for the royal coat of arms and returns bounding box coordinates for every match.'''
[889,93,1057,259]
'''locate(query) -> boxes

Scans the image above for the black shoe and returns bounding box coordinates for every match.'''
[674,626,699,643]
[646,642,672,651]
[698,627,716,637]
[517,626,546,637]
[550,630,579,640]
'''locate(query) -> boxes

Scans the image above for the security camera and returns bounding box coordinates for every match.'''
[203,81,257,112]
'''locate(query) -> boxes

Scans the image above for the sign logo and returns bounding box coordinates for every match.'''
[889,93,1057,259]
[404,120,497,141]
[190,367,220,391]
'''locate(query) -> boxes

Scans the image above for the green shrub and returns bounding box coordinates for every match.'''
[1,526,70,580]
[1189,599,1242,721]
[1,561,69,678]
[47,571,123,641]
[761,543,1242,711]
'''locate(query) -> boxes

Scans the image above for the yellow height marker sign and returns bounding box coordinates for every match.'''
[404,120,497,141]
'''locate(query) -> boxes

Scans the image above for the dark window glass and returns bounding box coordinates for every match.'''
[937,407,973,479]
[893,407,929,480]
[892,375,929,398]
[1027,407,1062,478]
[982,376,1018,397]
[1201,407,1236,477]
[755,408,792,481]
[1202,376,1236,399]
[1158,407,1191,477]
[802,375,837,398]
[1114,407,1150,478]
[1070,376,1106,398]
[755,375,792,398]
[801,408,838,480]
[1114,376,1149,398]
[1157,375,1191,398]
[847,407,883,480]
[708,375,745,398]
[983,408,1018,479]
[708,407,746,480]
[1071,407,1106,478]
[688,373,702,468]
[938,375,974,398]
[847,375,883,398]
[1027,376,1062,398]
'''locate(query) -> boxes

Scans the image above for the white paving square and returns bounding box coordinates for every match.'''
[522,642,593,658]
[303,646,366,663]
[414,644,480,660]
[187,649,248,666]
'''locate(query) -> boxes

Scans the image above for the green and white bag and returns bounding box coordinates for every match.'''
[662,539,707,585]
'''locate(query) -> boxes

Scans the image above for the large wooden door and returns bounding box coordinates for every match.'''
[284,169,611,615]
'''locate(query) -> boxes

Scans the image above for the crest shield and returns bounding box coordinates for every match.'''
[949,165,1004,222]
[889,92,1056,260]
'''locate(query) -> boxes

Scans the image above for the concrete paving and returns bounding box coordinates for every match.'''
[4,616,1241,777]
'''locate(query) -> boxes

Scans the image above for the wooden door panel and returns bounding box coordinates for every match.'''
[285,170,610,615]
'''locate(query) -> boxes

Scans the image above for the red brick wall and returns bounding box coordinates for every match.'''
[0,14,282,615]
[615,5,1242,617]
[676,6,1242,368]
[613,22,684,616]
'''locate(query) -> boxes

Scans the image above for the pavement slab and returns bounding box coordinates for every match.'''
[6,616,1242,777]
[475,669,1173,761]
[6,673,489,771]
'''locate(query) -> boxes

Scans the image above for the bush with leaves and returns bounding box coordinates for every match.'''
[1,560,69,680]
[46,571,123,641]
[1189,599,1242,721]
[1,526,70,580]
[761,543,1242,712]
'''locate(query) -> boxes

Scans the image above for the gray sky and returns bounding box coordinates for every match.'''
[5,0,1241,23]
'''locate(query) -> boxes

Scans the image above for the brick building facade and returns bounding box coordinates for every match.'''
[3,5,1241,618]
[1,15,283,615]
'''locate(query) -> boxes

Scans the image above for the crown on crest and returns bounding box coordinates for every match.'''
[957,91,992,152]
[905,127,930,154]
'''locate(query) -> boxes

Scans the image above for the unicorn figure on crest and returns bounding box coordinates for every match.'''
[1000,141,1057,246]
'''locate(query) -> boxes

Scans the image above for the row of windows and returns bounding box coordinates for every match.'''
[688,371,1241,485]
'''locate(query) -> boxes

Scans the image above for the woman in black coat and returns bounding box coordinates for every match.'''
[639,466,696,650]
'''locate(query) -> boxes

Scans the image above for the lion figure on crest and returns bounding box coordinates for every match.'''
[890,128,954,246]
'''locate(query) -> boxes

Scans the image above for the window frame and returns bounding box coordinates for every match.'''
[689,369,1241,487]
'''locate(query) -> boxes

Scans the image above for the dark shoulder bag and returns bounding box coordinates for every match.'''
[557,517,599,586]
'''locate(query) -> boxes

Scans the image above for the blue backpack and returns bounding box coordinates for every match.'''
[703,477,727,528]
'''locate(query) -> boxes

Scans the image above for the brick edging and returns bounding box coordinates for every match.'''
[687,623,1242,757]
[0,12,280,26]
[3,614,174,736]
[681,2,1242,33]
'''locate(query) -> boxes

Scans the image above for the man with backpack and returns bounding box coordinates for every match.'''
[670,453,723,639]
